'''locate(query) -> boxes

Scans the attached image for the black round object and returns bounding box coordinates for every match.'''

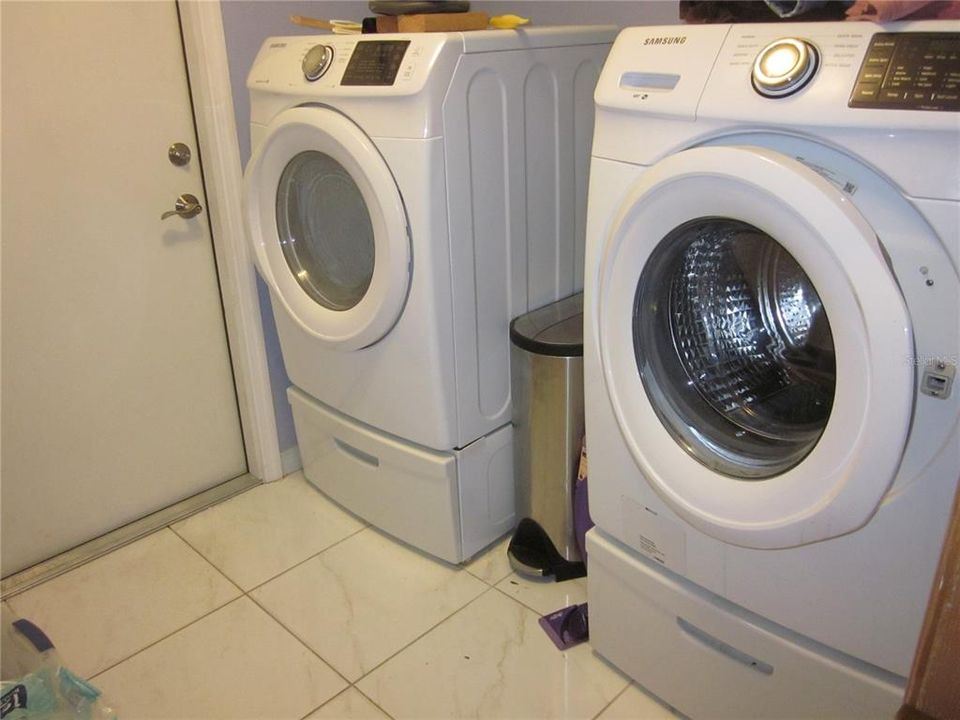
[368,1,470,16]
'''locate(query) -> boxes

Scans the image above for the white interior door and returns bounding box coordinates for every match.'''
[1,1,247,576]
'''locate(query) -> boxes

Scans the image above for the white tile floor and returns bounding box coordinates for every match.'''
[5,472,680,720]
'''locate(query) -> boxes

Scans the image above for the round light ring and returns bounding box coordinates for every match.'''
[752,38,819,98]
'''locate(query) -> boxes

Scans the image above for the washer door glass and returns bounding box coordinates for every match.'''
[634,218,836,479]
[276,151,375,312]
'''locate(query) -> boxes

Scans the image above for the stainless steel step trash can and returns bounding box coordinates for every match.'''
[507,292,586,581]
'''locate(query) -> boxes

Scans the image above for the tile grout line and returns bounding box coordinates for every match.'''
[463,565,514,586]
[593,680,630,720]
[86,517,364,685]
[24,480,380,705]
[242,524,370,595]
[489,579,586,618]
[244,589,355,689]
[351,684,397,720]
[296,687,350,720]
[350,585,498,684]
[591,681,632,720]
[482,584,634,720]
[88,595,248,682]
[36,525,245,683]
[249,565,495,691]
[91,519,364,714]
[167,526,246,598]
[73,498,508,712]
[251,539,511,718]
[85,572,611,720]
[295,684,397,720]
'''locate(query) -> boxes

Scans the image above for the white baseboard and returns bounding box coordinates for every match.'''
[280,446,303,477]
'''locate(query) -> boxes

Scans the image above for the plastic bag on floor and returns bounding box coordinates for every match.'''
[1,607,116,720]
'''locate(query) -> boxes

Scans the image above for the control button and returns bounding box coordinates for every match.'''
[933,92,959,101]
[853,82,880,100]
[860,70,885,82]
[881,89,907,102]
[866,54,892,66]
[302,44,334,81]
[752,37,820,98]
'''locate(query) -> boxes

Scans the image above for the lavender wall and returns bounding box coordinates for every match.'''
[221,0,681,455]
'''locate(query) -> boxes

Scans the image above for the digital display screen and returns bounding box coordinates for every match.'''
[341,41,411,86]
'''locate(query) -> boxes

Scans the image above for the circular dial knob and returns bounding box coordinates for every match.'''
[752,38,819,98]
[302,44,334,82]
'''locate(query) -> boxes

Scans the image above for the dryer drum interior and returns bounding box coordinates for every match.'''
[633,218,836,479]
[275,150,376,312]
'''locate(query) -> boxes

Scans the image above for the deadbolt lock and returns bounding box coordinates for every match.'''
[168,143,192,167]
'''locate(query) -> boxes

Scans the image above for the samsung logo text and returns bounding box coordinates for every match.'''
[643,36,687,46]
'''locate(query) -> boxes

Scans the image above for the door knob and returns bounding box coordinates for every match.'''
[161,193,203,220]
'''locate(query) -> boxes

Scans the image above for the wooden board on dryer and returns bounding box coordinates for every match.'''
[376,12,489,33]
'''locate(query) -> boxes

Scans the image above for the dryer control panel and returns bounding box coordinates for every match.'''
[849,32,960,111]
[341,40,411,86]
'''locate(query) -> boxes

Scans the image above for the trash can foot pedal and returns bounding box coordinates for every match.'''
[507,518,586,582]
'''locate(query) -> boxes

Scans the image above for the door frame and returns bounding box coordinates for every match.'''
[180,1,282,481]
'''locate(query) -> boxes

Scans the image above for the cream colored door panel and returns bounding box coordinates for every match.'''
[1,1,246,576]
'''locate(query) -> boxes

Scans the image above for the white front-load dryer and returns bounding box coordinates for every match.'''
[244,28,614,563]
[583,21,959,718]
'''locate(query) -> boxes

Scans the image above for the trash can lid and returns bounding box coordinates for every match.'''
[510,292,583,357]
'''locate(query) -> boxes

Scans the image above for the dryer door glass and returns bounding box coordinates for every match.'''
[634,218,836,479]
[276,151,375,311]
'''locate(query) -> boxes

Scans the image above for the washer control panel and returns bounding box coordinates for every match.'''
[849,32,959,111]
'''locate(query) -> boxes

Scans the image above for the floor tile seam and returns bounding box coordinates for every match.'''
[86,595,247,682]
[248,570,492,687]
[489,581,574,617]
[245,589,354,689]
[351,684,396,720]
[297,685,397,720]
[590,681,632,720]
[350,584,498,684]
[487,583,635,707]
[242,523,371,594]
[167,525,246,597]
[463,565,513,587]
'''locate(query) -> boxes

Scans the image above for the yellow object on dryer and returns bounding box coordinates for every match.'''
[489,14,530,29]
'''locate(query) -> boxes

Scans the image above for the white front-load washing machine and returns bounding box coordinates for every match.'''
[244,27,614,563]
[583,21,959,718]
